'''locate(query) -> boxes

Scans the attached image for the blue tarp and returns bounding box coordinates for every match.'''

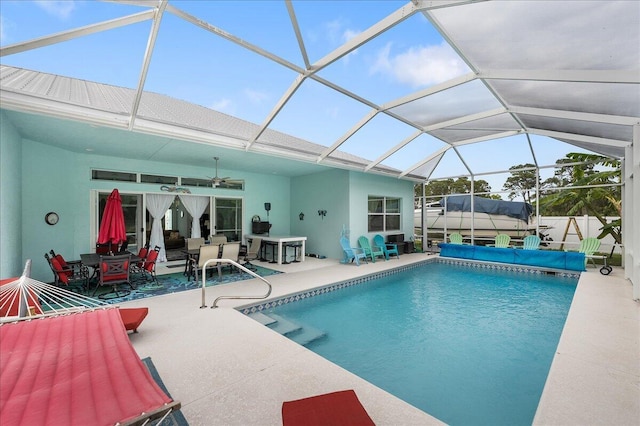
[438,243,586,271]
[441,195,533,223]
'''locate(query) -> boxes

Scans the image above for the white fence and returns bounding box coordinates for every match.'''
[534,216,620,254]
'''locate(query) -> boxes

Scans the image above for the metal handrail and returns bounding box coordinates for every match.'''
[197,258,272,309]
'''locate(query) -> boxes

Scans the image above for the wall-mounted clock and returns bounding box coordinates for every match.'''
[45,212,59,226]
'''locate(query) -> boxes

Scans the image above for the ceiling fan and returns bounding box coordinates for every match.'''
[208,157,240,187]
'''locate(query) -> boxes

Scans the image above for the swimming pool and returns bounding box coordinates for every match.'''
[246,260,578,425]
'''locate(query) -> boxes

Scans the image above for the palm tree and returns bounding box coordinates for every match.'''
[539,153,621,245]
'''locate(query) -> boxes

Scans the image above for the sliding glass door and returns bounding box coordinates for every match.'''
[97,192,143,252]
[213,198,243,242]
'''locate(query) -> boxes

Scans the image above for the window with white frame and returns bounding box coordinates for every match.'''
[368,196,401,232]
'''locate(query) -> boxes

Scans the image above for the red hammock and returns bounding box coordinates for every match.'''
[0,308,180,426]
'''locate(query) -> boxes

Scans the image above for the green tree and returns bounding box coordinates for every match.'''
[539,153,621,245]
[502,163,539,204]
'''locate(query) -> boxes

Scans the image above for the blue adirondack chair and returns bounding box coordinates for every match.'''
[373,234,399,260]
[358,236,386,262]
[340,236,368,266]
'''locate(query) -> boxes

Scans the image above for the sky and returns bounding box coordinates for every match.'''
[0,0,603,197]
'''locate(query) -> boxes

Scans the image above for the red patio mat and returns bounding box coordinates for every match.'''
[282,389,375,426]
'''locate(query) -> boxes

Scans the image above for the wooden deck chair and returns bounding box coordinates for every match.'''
[522,235,541,250]
[358,236,386,262]
[340,237,368,266]
[448,232,464,244]
[373,234,399,260]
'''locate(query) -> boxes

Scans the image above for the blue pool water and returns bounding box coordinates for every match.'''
[262,262,578,425]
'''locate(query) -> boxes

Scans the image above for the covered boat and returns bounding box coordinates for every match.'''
[415,195,534,238]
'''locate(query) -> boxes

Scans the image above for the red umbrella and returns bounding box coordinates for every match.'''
[98,189,127,246]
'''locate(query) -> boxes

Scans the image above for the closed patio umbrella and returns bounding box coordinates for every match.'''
[98,189,127,248]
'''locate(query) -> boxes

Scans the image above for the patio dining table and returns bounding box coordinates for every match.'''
[244,234,307,265]
[80,252,141,269]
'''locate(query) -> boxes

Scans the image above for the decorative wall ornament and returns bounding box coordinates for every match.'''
[160,185,191,194]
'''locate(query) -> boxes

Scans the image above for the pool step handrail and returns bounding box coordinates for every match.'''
[198,258,272,308]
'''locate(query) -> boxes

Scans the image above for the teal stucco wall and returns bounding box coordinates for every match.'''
[0,111,23,279]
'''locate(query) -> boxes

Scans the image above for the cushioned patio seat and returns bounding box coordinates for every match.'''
[282,389,374,426]
[118,307,149,333]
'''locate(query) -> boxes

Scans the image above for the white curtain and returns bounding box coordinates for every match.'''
[179,195,209,238]
[146,194,176,263]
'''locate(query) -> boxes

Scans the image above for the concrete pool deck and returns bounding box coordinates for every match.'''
[123,253,639,425]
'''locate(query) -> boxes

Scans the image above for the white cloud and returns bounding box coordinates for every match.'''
[211,98,232,113]
[243,88,268,104]
[35,1,76,20]
[372,41,469,88]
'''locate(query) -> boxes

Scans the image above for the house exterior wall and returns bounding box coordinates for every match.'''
[291,169,415,261]
[291,169,350,259]
[2,117,413,282]
[349,171,415,249]
[11,138,290,282]
[0,111,23,279]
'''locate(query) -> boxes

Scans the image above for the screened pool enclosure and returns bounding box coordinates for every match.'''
[0,0,638,297]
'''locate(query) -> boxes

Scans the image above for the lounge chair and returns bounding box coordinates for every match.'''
[521,235,541,250]
[373,234,399,260]
[448,232,465,244]
[340,237,368,266]
[358,236,386,262]
[489,234,511,248]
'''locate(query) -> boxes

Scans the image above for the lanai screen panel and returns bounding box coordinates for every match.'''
[430,114,521,144]
[490,80,640,118]
[429,1,639,71]
[389,79,502,129]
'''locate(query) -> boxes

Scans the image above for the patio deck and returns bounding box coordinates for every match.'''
[123,254,638,425]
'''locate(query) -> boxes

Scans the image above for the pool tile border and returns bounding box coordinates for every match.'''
[240,258,580,315]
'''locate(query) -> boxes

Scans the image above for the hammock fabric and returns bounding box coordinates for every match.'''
[0,308,179,426]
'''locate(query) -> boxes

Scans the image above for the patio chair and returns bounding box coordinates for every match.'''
[186,237,205,250]
[45,253,88,290]
[489,234,511,248]
[340,237,368,266]
[93,253,133,299]
[521,235,541,250]
[448,232,465,244]
[358,236,386,262]
[133,242,150,270]
[48,250,89,285]
[243,237,262,270]
[220,242,241,273]
[131,246,160,284]
[209,235,227,245]
[373,234,399,260]
[192,244,222,282]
